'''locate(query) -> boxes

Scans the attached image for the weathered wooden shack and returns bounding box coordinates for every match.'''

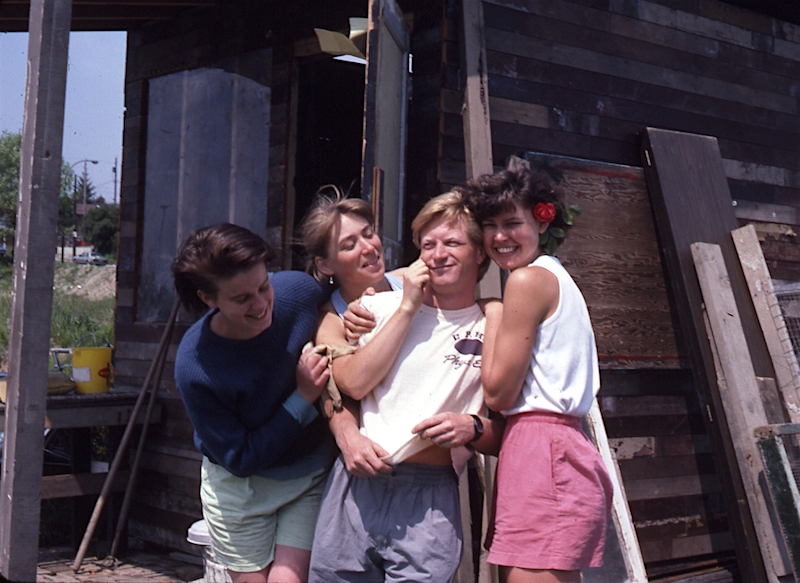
[3,0,800,581]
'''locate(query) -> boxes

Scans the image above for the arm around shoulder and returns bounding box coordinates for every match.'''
[481,266,558,412]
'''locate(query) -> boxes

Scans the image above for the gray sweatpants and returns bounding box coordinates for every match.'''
[308,455,463,583]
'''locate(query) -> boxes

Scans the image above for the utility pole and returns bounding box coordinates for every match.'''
[82,159,88,209]
[112,157,117,205]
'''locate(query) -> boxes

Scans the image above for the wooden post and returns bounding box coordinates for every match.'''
[461,0,500,302]
[460,2,498,582]
[372,166,383,234]
[0,0,72,580]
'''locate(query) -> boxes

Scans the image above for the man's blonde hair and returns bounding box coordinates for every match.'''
[411,190,490,280]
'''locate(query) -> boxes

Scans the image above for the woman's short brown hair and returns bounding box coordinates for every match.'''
[297,186,376,283]
[172,223,275,314]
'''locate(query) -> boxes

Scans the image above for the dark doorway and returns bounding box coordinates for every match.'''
[291,56,365,267]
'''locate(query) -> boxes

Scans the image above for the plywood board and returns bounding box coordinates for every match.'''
[525,152,678,369]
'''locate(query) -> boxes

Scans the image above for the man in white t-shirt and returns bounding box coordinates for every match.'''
[308,191,503,583]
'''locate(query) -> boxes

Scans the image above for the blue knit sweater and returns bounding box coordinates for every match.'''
[175,270,334,479]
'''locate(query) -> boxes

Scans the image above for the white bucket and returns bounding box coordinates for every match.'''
[187,519,232,583]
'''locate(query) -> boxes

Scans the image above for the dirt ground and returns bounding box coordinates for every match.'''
[53,262,116,302]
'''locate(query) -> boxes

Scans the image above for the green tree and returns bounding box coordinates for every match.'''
[82,204,119,257]
[0,131,21,231]
[0,130,76,239]
[75,175,98,205]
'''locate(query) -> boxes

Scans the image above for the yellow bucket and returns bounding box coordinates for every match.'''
[71,347,112,394]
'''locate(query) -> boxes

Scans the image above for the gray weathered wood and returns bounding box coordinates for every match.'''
[361,0,409,269]
[693,241,789,583]
[583,399,649,583]
[732,224,800,424]
[642,127,771,582]
[0,0,72,580]
[461,0,501,303]
[0,400,161,429]
[460,3,498,581]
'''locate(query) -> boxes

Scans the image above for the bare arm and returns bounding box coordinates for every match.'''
[328,395,392,476]
[332,259,429,400]
[411,412,505,456]
[341,267,408,343]
[481,266,559,411]
[316,304,392,476]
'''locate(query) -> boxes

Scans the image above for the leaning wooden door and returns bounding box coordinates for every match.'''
[361,0,410,269]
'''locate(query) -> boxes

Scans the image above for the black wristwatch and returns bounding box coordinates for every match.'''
[469,414,484,443]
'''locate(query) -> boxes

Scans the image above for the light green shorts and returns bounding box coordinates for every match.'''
[200,457,329,573]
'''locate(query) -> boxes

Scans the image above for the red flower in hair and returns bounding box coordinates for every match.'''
[533,202,556,224]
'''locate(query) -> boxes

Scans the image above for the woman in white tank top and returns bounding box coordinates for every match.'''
[464,162,613,583]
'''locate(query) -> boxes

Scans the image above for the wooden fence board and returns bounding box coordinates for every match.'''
[692,241,789,581]
[732,225,800,423]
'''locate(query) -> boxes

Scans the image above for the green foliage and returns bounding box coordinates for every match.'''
[539,202,583,255]
[0,264,114,367]
[81,204,119,256]
[0,130,80,238]
[49,294,115,349]
[0,131,21,231]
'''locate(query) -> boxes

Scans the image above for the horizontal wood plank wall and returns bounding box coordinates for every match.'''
[441,0,800,278]
[599,371,734,565]
[438,0,800,572]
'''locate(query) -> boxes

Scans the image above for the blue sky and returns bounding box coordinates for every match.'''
[0,31,126,203]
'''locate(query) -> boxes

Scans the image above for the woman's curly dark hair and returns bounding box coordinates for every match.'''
[462,157,581,254]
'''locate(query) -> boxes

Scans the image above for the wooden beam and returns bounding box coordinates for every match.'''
[459,3,497,583]
[40,471,131,500]
[461,0,500,302]
[732,224,800,424]
[460,0,492,180]
[0,0,72,580]
[641,127,771,583]
[5,402,161,429]
[584,400,649,582]
[693,241,788,583]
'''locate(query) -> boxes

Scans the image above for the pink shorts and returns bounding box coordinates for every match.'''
[487,412,613,571]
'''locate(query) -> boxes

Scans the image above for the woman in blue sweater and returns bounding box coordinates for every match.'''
[172,223,334,583]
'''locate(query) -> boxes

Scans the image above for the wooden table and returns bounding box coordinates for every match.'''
[0,387,161,430]
[1,387,161,499]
